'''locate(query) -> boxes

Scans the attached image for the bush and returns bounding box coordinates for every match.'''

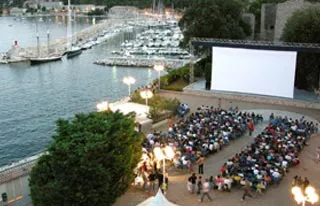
[29,111,143,206]
[131,92,180,120]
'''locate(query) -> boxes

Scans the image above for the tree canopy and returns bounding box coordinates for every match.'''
[179,0,251,47]
[29,111,143,206]
[282,7,320,90]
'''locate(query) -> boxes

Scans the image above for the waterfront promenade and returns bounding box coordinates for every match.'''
[1,89,319,205]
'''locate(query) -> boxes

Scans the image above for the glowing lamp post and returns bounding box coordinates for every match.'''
[291,186,319,206]
[140,89,153,107]
[123,76,136,96]
[153,64,164,89]
[153,146,175,194]
[96,101,109,112]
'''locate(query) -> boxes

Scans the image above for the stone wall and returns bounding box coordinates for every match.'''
[260,3,277,41]
[260,0,320,41]
[182,89,320,110]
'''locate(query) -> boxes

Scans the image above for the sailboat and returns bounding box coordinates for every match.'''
[65,0,82,59]
[30,20,63,65]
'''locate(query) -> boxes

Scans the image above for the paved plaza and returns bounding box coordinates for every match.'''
[114,91,320,206]
[1,91,319,206]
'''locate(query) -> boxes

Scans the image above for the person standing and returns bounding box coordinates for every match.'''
[317,146,320,162]
[142,171,148,191]
[241,179,253,201]
[157,172,164,193]
[198,156,205,174]
[199,179,213,202]
[148,172,156,193]
[188,173,197,194]
[248,120,254,136]
[197,176,202,195]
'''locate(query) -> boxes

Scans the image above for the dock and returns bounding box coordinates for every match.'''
[94,56,190,69]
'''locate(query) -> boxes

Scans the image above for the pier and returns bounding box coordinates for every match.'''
[94,56,189,69]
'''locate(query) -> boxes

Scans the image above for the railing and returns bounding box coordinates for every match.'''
[0,152,46,184]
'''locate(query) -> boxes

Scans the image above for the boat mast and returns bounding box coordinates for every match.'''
[73,11,76,45]
[36,19,40,57]
[47,29,50,56]
[152,0,156,13]
[67,0,72,51]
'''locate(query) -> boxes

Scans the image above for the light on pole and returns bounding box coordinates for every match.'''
[140,89,153,107]
[96,101,109,112]
[123,76,136,96]
[153,64,164,89]
[291,185,319,206]
[153,146,175,194]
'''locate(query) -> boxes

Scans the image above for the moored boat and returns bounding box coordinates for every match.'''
[29,56,62,65]
[66,47,82,58]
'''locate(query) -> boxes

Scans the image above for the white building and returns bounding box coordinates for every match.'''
[9,7,27,16]
[39,1,64,10]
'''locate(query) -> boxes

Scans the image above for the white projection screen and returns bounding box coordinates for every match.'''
[211,47,297,98]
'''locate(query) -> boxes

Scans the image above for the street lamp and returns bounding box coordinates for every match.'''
[96,101,109,112]
[140,88,153,107]
[123,76,136,97]
[153,146,175,194]
[291,185,319,206]
[153,64,165,89]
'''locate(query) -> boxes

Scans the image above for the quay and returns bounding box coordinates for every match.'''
[94,56,190,69]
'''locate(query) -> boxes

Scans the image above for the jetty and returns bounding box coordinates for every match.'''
[94,56,190,69]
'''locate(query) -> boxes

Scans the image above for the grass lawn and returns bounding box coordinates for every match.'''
[162,78,189,91]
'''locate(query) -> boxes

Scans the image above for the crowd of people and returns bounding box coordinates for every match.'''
[135,105,263,195]
[133,102,319,203]
[168,106,263,171]
[209,114,318,201]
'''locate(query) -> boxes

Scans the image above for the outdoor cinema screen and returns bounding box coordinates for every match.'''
[211,47,297,98]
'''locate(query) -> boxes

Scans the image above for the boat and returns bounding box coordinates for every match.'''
[65,0,82,59]
[29,18,63,65]
[66,46,82,58]
[81,42,93,50]
[30,56,62,65]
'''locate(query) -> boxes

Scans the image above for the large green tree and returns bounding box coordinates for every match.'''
[282,7,320,90]
[179,0,251,47]
[29,111,143,206]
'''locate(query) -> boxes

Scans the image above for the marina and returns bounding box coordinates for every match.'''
[0,16,150,64]
[0,14,164,167]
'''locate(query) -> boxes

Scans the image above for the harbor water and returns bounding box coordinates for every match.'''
[0,16,158,166]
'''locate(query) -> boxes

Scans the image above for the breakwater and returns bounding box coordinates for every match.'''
[94,56,189,69]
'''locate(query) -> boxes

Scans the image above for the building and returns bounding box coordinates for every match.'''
[9,7,27,16]
[39,1,63,10]
[73,4,95,13]
[109,6,138,16]
[260,0,320,41]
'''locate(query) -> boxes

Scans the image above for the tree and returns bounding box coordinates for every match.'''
[179,0,251,47]
[29,111,143,206]
[282,7,320,90]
